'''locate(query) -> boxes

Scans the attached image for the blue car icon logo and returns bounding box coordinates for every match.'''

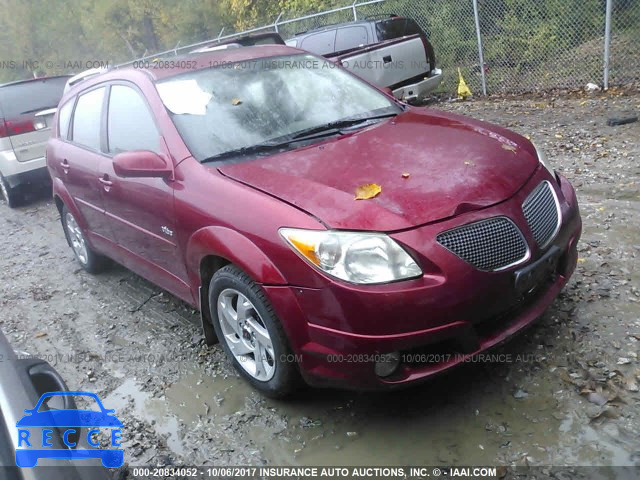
[15,391,124,468]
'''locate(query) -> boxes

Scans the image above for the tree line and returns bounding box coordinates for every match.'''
[0,0,343,82]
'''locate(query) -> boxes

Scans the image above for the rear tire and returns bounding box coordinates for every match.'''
[209,265,303,398]
[61,205,107,273]
[0,174,21,208]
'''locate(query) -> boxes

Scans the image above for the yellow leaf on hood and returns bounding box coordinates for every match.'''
[354,183,381,200]
[401,172,410,178]
[501,144,517,153]
[231,98,242,106]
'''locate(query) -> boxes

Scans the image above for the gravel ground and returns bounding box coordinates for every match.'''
[0,92,638,471]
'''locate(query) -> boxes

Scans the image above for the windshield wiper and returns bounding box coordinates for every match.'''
[201,113,398,163]
[201,130,342,163]
[290,112,398,139]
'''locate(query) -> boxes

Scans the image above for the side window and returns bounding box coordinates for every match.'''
[335,26,369,52]
[107,85,159,154]
[300,30,337,55]
[72,87,105,150]
[404,19,423,36]
[376,18,426,41]
[57,99,74,140]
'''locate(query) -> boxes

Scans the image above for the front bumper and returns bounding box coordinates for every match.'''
[392,68,443,103]
[265,169,582,390]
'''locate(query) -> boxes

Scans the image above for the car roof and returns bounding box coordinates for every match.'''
[147,45,303,80]
[63,45,304,97]
[290,19,374,38]
[0,75,72,89]
[289,16,404,38]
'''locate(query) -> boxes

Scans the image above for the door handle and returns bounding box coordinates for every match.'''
[383,55,392,64]
[99,176,113,189]
[60,159,70,174]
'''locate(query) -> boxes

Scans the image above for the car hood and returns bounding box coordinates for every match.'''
[218,108,539,231]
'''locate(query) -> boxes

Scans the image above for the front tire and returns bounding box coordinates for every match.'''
[0,173,21,208]
[209,265,302,398]
[61,205,107,273]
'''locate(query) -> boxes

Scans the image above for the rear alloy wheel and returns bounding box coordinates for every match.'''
[209,265,302,398]
[0,174,20,208]
[61,205,106,273]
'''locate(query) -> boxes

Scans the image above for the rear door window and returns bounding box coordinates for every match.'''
[107,85,159,154]
[71,87,105,151]
[57,99,74,140]
[299,30,337,55]
[335,26,369,52]
[375,18,424,40]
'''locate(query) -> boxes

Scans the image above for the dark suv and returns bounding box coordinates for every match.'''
[284,15,440,102]
[285,15,436,65]
[0,76,70,207]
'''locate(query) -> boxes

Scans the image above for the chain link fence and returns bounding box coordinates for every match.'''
[129,0,640,96]
[609,0,640,88]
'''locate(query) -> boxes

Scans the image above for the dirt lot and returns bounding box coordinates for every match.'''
[1,92,639,470]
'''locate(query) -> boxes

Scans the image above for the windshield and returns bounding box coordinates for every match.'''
[156,54,400,161]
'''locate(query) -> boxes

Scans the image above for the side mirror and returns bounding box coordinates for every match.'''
[113,150,173,178]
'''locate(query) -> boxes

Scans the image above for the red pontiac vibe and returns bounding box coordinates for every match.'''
[47,46,581,397]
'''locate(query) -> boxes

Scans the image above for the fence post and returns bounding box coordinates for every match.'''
[274,13,283,33]
[352,0,358,20]
[603,0,613,90]
[472,0,488,96]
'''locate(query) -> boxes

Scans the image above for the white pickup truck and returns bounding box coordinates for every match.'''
[285,15,442,103]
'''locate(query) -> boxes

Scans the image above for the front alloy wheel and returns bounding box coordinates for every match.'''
[209,265,302,397]
[217,288,276,381]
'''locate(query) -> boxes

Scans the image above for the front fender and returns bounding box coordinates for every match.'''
[185,226,288,287]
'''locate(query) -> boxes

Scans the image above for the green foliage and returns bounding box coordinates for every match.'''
[0,0,225,82]
[480,0,605,71]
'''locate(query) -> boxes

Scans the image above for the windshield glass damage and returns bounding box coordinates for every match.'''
[156,54,400,162]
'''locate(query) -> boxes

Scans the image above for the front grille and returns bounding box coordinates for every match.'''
[437,217,528,271]
[523,181,560,247]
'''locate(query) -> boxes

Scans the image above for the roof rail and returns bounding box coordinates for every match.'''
[63,68,109,93]
[364,13,400,21]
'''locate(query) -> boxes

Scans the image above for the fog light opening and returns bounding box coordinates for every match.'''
[374,351,401,378]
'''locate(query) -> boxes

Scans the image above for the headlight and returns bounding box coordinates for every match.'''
[533,142,552,174]
[279,228,422,284]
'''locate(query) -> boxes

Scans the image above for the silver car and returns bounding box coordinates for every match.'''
[0,76,69,207]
